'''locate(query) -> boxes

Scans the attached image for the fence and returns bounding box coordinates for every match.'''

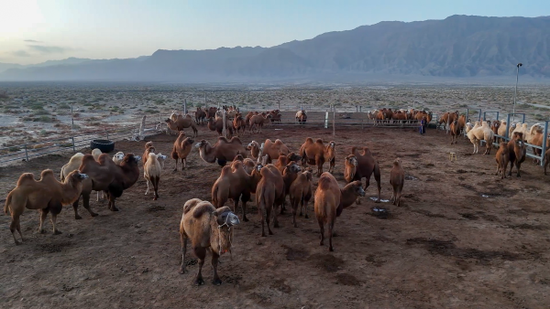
[0,117,163,166]
[435,109,548,167]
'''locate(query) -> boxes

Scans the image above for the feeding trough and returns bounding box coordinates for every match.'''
[371,207,389,219]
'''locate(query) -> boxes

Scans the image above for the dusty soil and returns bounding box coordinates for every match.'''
[1,124,550,309]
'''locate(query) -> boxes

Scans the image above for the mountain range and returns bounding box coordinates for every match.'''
[1,15,549,83]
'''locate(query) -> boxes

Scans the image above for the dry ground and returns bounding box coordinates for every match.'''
[1,124,550,309]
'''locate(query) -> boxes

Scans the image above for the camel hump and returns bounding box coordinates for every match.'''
[218,136,229,143]
[145,141,154,149]
[318,173,335,191]
[69,152,85,163]
[220,165,233,176]
[305,137,314,144]
[183,198,203,215]
[40,169,55,179]
[274,139,284,145]
[192,201,215,219]
[96,153,113,165]
[16,173,36,186]
[315,138,324,145]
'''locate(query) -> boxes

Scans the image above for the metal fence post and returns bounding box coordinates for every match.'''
[72,137,76,152]
[505,113,511,139]
[324,111,329,129]
[332,105,336,136]
[542,121,549,167]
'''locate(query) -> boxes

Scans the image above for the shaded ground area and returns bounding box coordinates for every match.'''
[1,124,550,309]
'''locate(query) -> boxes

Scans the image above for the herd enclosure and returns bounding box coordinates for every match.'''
[1,123,550,309]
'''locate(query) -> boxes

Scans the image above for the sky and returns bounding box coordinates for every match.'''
[0,0,548,65]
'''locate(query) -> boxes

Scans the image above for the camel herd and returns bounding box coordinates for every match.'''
[437,110,550,178]
[4,106,415,286]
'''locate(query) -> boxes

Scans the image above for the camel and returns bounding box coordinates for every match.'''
[274,152,303,174]
[507,132,527,177]
[179,199,240,285]
[299,138,336,176]
[289,170,313,226]
[195,137,247,167]
[171,132,195,172]
[78,153,141,212]
[195,107,206,125]
[211,161,263,222]
[345,146,382,203]
[467,120,494,155]
[165,114,198,137]
[144,152,167,200]
[260,139,292,163]
[296,110,307,124]
[249,113,271,133]
[233,114,247,136]
[207,116,234,137]
[256,164,286,237]
[314,172,365,251]
[495,142,510,179]
[389,158,405,207]
[4,169,88,244]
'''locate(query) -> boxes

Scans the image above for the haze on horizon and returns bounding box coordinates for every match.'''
[0,0,548,65]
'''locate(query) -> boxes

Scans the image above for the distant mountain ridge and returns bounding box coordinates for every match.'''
[1,15,549,82]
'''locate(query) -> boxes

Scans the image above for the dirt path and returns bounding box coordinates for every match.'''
[1,125,550,309]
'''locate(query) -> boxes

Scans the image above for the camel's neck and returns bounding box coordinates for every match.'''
[60,179,83,205]
[344,165,356,183]
[120,164,140,189]
[167,121,177,130]
[340,186,358,209]
[247,172,262,193]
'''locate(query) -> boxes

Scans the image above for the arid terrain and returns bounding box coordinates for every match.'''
[1,83,550,148]
[1,122,550,309]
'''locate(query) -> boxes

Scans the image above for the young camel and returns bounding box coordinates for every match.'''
[4,170,88,244]
[144,152,167,200]
[171,131,195,172]
[389,158,405,206]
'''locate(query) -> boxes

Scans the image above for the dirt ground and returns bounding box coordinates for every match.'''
[1,123,550,309]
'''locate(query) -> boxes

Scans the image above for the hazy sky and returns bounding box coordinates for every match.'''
[0,0,548,65]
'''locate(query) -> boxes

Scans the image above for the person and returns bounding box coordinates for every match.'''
[420,116,427,135]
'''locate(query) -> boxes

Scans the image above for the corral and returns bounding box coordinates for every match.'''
[1,123,550,309]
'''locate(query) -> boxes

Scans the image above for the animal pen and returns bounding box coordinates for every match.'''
[443,108,549,167]
[0,116,163,167]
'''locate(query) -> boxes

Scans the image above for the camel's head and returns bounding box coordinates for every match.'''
[122,154,141,165]
[195,140,207,149]
[287,152,302,163]
[393,158,401,166]
[346,155,358,167]
[113,151,125,163]
[246,141,258,150]
[67,170,89,182]
[286,161,301,174]
[164,118,172,123]
[329,141,336,149]
[351,180,366,197]
[214,207,241,228]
